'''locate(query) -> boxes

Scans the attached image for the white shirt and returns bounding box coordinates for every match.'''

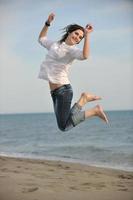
[38,36,85,84]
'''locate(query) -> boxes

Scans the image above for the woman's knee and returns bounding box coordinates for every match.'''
[57,119,74,132]
[57,124,67,132]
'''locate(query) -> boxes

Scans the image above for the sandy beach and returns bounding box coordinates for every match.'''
[0,156,133,200]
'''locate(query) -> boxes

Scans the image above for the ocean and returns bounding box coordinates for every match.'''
[0,111,133,171]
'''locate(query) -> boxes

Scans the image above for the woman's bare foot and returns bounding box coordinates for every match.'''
[95,105,108,123]
[77,92,101,107]
[85,104,109,123]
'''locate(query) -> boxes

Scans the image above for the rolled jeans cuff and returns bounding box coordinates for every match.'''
[71,111,85,127]
[71,103,82,114]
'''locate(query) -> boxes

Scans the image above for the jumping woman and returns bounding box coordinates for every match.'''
[38,13,108,131]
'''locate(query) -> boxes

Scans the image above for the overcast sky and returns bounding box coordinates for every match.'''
[0,0,133,113]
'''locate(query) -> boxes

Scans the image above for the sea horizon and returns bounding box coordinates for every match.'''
[0,109,133,115]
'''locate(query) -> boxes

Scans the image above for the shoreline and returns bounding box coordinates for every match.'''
[0,156,133,200]
[0,153,133,172]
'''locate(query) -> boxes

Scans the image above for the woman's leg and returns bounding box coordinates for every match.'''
[70,93,108,127]
[51,84,74,131]
[51,85,93,131]
[51,86,108,131]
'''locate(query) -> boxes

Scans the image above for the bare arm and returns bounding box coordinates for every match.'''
[82,24,93,59]
[38,13,55,39]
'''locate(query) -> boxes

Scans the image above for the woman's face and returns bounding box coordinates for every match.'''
[65,29,84,45]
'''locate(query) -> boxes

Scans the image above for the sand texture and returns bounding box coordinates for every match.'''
[0,156,133,200]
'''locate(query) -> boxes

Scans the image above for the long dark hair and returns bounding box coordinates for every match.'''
[59,24,85,44]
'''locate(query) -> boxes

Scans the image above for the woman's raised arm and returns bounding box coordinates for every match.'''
[82,24,93,59]
[38,13,55,39]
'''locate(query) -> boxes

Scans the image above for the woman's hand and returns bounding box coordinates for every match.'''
[47,13,55,24]
[84,24,93,34]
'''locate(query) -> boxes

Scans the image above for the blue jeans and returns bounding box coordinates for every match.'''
[51,84,85,131]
